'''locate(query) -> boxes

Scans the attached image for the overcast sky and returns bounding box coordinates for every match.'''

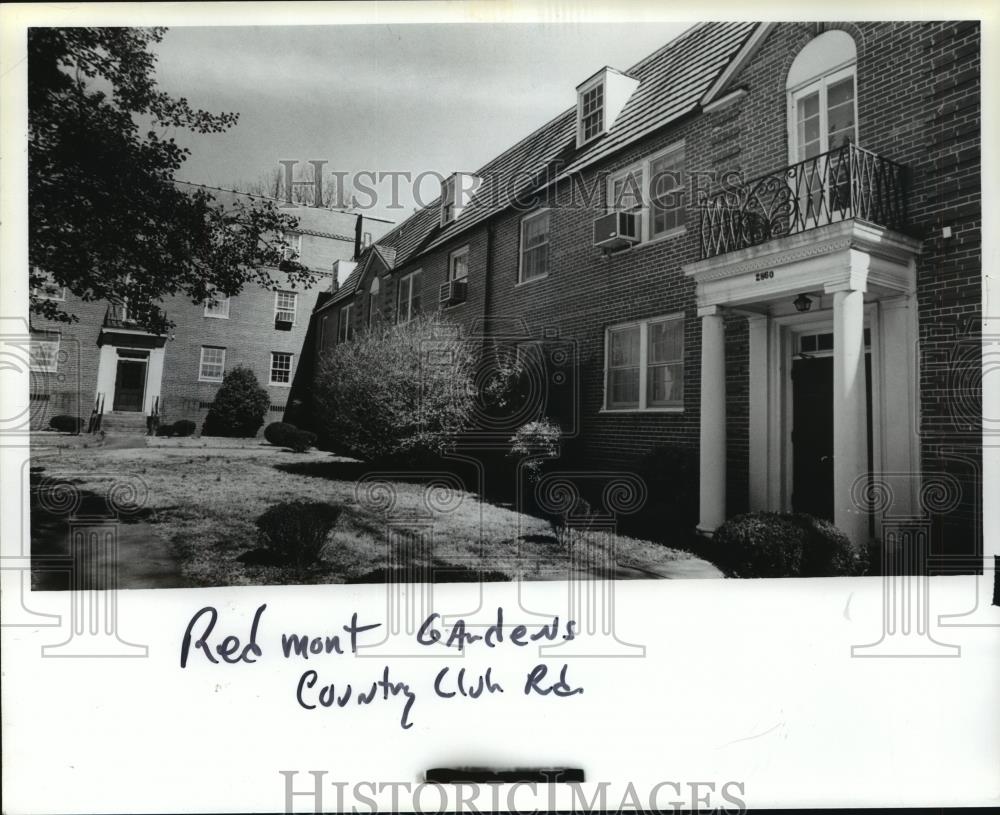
[152,23,691,222]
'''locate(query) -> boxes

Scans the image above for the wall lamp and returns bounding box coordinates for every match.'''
[793,293,813,313]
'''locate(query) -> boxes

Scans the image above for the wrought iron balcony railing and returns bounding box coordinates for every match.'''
[102,303,167,333]
[698,144,908,260]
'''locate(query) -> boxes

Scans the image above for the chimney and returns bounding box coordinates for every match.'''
[353,214,363,260]
[332,258,357,291]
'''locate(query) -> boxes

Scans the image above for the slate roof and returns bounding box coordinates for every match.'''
[319,242,396,310]
[378,21,759,268]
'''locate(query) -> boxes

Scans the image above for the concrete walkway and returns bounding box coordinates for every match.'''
[32,515,185,590]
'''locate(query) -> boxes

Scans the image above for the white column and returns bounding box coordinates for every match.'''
[832,287,869,547]
[698,307,727,534]
[747,315,770,511]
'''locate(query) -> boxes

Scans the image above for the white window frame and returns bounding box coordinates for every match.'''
[33,280,66,301]
[518,208,551,284]
[283,232,302,257]
[274,290,297,325]
[602,314,684,413]
[397,269,422,324]
[577,76,606,145]
[269,351,294,387]
[30,332,60,373]
[203,294,231,319]
[607,142,686,245]
[448,246,470,281]
[198,346,226,383]
[787,63,858,164]
[368,278,380,328]
[339,302,353,342]
[440,179,455,226]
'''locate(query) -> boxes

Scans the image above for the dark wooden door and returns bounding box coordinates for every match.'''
[792,356,834,519]
[113,359,146,412]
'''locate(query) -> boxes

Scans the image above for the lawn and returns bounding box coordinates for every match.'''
[30,437,722,588]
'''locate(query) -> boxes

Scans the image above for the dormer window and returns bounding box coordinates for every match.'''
[575,67,640,148]
[439,172,482,226]
[579,82,605,143]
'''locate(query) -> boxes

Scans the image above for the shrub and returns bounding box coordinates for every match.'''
[264,421,296,446]
[202,366,269,438]
[155,422,175,437]
[713,511,867,578]
[49,414,82,433]
[287,428,317,453]
[313,313,481,463]
[509,418,561,482]
[255,501,342,570]
[172,419,196,437]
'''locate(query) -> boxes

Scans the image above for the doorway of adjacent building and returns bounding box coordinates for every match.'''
[113,352,148,412]
[790,331,873,521]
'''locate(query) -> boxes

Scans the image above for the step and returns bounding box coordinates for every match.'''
[99,412,150,433]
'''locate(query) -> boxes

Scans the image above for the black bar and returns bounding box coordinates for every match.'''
[425,767,584,784]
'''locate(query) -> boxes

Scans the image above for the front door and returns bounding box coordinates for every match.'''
[791,346,873,522]
[792,356,835,519]
[113,359,147,412]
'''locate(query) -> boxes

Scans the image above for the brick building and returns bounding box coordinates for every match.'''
[29,184,393,434]
[308,21,982,562]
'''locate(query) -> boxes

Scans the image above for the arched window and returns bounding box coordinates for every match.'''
[368,277,380,327]
[786,30,858,163]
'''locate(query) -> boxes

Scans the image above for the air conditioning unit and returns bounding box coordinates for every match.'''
[439,279,468,307]
[594,210,640,250]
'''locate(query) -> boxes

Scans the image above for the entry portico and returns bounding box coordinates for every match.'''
[684,218,922,547]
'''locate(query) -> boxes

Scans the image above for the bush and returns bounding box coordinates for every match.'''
[202,366,270,438]
[155,422,175,437]
[313,313,482,463]
[287,428,317,453]
[49,415,82,433]
[713,511,868,578]
[509,418,561,482]
[255,501,342,570]
[172,419,196,437]
[264,421,297,447]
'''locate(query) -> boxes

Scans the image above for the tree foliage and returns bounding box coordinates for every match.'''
[28,27,314,331]
[312,314,482,463]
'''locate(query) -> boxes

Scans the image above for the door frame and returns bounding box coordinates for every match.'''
[112,349,150,412]
[770,304,883,521]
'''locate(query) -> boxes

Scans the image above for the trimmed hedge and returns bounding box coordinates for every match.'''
[264,422,315,452]
[49,415,82,433]
[255,501,342,570]
[202,366,269,438]
[713,511,868,578]
[173,419,196,437]
[264,421,296,447]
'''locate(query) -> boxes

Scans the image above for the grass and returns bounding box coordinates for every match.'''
[30,441,722,587]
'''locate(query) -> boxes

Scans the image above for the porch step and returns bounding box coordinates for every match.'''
[99,411,149,434]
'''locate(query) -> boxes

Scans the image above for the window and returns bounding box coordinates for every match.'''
[270,352,293,386]
[440,178,455,225]
[786,31,858,162]
[449,246,469,281]
[519,209,550,283]
[204,294,230,319]
[32,275,65,301]
[604,315,684,411]
[397,269,422,324]
[319,314,328,348]
[368,278,380,327]
[199,346,226,382]
[363,231,373,249]
[275,291,297,325]
[283,232,302,257]
[607,143,686,244]
[30,332,60,373]
[578,80,605,144]
[339,303,353,342]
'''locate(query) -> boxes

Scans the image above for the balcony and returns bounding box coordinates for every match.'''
[698,144,908,260]
[99,303,168,347]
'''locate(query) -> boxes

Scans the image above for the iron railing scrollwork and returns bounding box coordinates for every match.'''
[698,144,908,259]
